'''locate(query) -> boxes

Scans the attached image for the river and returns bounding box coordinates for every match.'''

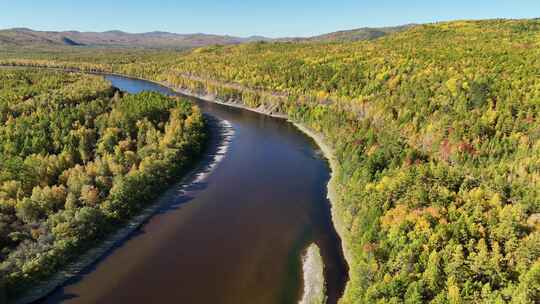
[37,75,348,304]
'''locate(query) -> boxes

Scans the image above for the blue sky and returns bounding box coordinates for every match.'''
[1,0,538,37]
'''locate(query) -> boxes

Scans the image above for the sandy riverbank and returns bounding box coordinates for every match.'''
[173,87,288,119]
[166,82,353,304]
[292,123,352,304]
[299,244,326,304]
[291,123,351,263]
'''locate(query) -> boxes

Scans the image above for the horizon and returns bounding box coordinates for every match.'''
[2,16,539,39]
[1,3,540,304]
[0,0,539,38]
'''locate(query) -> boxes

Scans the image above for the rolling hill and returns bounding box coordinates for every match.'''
[281,24,416,42]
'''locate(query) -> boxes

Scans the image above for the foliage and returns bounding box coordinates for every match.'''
[0,69,206,300]
[1,18,540,303]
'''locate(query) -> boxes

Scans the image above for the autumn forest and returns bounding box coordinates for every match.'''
[0,18,539,304]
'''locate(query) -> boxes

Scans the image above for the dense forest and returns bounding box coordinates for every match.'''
[0,69,206,301]
[1,18,540,303]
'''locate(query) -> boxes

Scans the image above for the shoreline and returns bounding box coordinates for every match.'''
[12,118,234,304]
[0,64,288,119]
[168,83,353,303]
[142,78,353,304]
[174,87,288,119]
[292,123,352,299]
[1,65,351,304]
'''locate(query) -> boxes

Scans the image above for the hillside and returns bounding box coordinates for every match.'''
[282,24,415,42]
[0,18,539,303]
[165,19,540,304]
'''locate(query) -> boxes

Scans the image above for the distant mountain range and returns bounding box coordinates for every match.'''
[0,28,269,49]
[0,25,414,49]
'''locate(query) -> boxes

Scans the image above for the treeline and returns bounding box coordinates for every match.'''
[0,69,206,301]
[1,18,539,303]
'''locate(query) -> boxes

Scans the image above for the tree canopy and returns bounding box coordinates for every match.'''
[0,69,206,300]
[1,18,539,303]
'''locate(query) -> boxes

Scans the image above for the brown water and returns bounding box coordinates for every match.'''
[37,75,348,304]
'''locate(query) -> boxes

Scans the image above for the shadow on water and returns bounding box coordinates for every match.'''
[46,227,148,302]
[36,114,234,303]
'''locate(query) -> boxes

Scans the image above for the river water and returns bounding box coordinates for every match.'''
[38,75,347,304]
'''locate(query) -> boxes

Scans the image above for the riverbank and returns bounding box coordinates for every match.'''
[161,80,352,304]
[299,244,326,304]
[0,65,350,303]
[174,87,288,119]
[292,123,352,299]
[169,81,352,302]
[11,118,234,304]
[0,64,288,119]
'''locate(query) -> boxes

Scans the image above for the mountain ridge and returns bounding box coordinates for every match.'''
[0,25,414,49]
[0,27,257,49]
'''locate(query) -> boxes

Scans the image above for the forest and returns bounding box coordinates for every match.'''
[1,18,539,303]
[0,69,206,301]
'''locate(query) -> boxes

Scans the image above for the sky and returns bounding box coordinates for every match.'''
[0,0,538,37]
